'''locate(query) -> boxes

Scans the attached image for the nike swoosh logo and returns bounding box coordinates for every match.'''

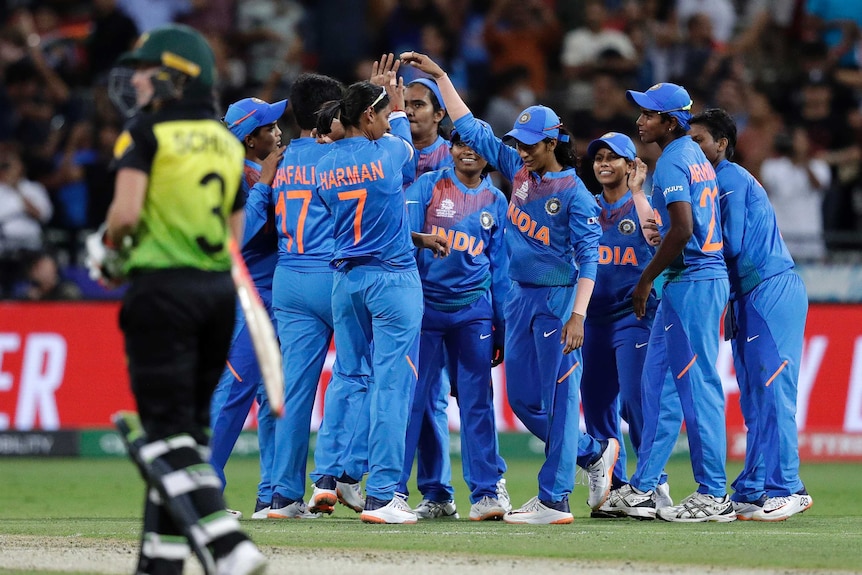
[543,329,558,338]
[664,324,673,331]
[747,335,760,342]
[635,342,648,349]
[480,333,492,340]
[719,190,735,199]
[405,200,420,204]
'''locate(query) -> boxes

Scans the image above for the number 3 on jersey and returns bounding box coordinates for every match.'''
[337,188,367,245]
[275,189,311,253]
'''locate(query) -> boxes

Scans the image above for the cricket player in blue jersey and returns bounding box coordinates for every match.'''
[401,51,619,525]
[210,96,285,519]
[401,129,511,520]
[580,132,676,515]
[689,108,812,522]
[245,73,346,520]
[604,82,733,522]
[315,80,448,524]
[403,77,459,518]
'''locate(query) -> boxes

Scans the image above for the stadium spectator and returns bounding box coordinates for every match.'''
[16,250,82,301]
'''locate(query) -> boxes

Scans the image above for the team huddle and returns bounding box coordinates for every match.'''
[87,24,812,575]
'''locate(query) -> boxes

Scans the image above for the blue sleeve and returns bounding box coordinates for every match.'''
[389,114,419,183]
[242,181,271,247]
[718,162,746,262]
[570,191,601,282]
[405,174,432,233]
[380,132,415,187]
[489,192,511,338]
[452,113,523,183]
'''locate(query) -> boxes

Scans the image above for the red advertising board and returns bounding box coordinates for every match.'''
[1,302,861,459]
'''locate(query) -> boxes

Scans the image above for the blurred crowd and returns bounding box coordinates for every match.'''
[1,0,861,299]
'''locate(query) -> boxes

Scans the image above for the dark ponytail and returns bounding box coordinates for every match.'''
[553,126,579,170]
[325,81,389,129]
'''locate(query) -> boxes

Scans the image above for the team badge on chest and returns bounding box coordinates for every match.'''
[545,197,561,215]
[618,218,636,235]
[480,211,494,230]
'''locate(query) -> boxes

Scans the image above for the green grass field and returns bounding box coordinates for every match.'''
[1,456,861,574]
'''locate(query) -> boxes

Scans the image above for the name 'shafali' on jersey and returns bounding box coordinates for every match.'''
[317,159,384,190]
[507,203,550,246]
[599,245,639,266]
[430,225,484,256]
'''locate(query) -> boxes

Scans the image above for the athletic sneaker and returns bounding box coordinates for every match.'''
[496,478,512,513]
[752,490,813,522]
[308,485,337,515]
[731,494,767,521]
[360,494,418,524]
[216,540,267,575]
[655,482,673,509]
[267,495,321,519]
[585,438,620,510]
[251,498,271,520]
[469,496,506,521]
[414,499,459,520]
[503,496,574,525]
[336,480,365,513]
[226,508,243,520]
[601,484,656,520]
[657,492,736,523]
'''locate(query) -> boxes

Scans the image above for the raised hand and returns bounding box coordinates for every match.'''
[399,51,445,79]
[370,53,400,86]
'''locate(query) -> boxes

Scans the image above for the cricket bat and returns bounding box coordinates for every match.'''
[228,239,284,418]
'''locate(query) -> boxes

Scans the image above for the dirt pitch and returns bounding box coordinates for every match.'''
[0,535,853,575]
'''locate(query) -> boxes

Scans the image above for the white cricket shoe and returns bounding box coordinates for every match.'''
[731,495,766,521]
[657,492,736,523]
[308,485,337,514]
[585,438,620,510]
[655,482,673,509]
[413,499,459,520]
[225,508,243,520]
[336,480,365,513]
[496,478,512,512]
[267,496,321,520]
[601,484,657,519]
[360,495,418,524]
[469,496,506,521]
[503,496,574,525]
[752,491,813,522]
[216,540,267,575]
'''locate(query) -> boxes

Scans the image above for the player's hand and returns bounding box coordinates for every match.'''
[411,232,450,257]
[632,277,652,320]
[385,71,405,113]
[259,145,285,186]
[642,218,661,246]
[561,313,585,354]
[627,157,648,194]
[85,224,127,288]
[399,51,445,79]
[370,53,400,86]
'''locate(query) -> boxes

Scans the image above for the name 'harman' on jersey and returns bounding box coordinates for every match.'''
[452,113,600,287]
[113,106,245,274]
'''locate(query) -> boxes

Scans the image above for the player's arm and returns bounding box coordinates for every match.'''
[562,193,601,353]
[106,167,147,246]
[628,158,660,245]
[633,200,692,319]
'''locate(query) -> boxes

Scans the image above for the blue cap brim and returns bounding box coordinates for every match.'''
[503,128,545,145]
[587,139,634,161]
[626,90,661,111]
[259,99,288,126]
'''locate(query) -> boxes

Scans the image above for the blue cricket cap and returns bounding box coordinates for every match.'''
[223,97,287,141]
[626,83,693,130]
[587,132,636,161]
[408,78,445,111]
[504,105,564,145]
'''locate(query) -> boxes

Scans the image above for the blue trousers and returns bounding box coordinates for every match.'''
[414,371,453,502]
[270,267,336,502]
[631,277,729,496]
[504,282,602,503]
[209,291,275,502]
[582,312,657,486]
[730,271,807,500]
[400,295,504,503]
[326,265,423,500]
